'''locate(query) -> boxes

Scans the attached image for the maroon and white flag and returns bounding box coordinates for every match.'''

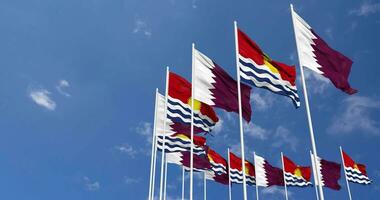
[292,8,357,94]
[193,48,252,122]
[254,154,284,187]
[311,153,342,190]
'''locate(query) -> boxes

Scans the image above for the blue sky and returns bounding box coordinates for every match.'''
[0,0,379,199]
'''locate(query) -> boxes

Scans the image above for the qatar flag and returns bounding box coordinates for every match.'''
[311,153,342,190]
[254,154,284,187]
[292,7,357,94]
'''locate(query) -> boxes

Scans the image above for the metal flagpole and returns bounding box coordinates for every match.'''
[254,152,259,200]
[148,89,159,200]
[159,67,170,200]
[340,146,353,200]
[204,172,207,200]
[228,148,232,200]
[310,151,320,200]
[163,159,168,200]
[281,152,289,200]
[234,20,248,200]
[151,120,159,200]
[190,43,195,200]
[290,4,324,200]
[182,167,185,200]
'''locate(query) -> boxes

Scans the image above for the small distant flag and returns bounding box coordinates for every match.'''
[157,133,206,155]
[193,48,252,122]
[291,8,357,94]
[166,150,211,172]
[229,152,255,185]
[311,153,341,190]
[254,153,284,187]
[341,149,372,185]
[167,72,219,133]
[237,28,300,107]
[283,155,312,187]
[205,148,229,185]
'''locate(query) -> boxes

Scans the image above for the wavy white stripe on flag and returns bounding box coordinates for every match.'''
[284,172,312,187]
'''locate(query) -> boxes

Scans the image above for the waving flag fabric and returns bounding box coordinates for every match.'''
[291,8,357,94]
[193,48,252,122]
[157,133,206,155]
[283,155,312,187]
[254,154,284,187]
[166,150,211,172]
[229,152,255,185]
[205,148,229,185]
[311,154,341,190]
[237,28,300,107]
[342,150,372,185]
[168,72,219,133]
[155,93,176,136]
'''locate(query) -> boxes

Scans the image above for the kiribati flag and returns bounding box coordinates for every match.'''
[237,28,300,107]
[342,149,372,185]
[167,72,219,133]
[283,155,312,187]
[229,152,255,185]
[205,148,229,185]
[157,133,206,155]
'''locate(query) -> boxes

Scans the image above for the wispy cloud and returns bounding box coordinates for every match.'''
[244,122,269,140]
[56,79,71,97]
[272,126,298,152]
[212,118,223,135]
[124,176,141,184]
[191,0,198,9]
[328,96,380,135]
[136,122,153,143]
[350,1,380,16]
[303,69,330,94]
[251,92,275,111]
[133,19,152,37]
[114,143,138,158]
[29,88,56,111]
[83,176,100,191]
[261,186,291,197]
[324,27,333,39]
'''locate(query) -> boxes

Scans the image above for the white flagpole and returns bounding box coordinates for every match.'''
[281,152,289,200]
[182,167,185,200]
[204,172,207,200]
[151,122,159,200]
[254,152,259,200]
[159,67,170,200]
[148,88,159,200]
[340,146,353,200]
[290,4,324,200]
[228,148,232,200]
[310,151,320,200]
[234,20,248,200]
[163,159,168,200]
[190,43,195,200]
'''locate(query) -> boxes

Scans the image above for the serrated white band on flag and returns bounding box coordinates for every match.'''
[310,153,325,186]
[254,154,268,187]
[292,9,323,74]
[193,49,216,106]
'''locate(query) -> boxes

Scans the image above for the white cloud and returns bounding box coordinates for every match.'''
[56,79,71,97]
[251,92,275,111]
[350,1,380,16]
[192,0,198,8]
[212,118,223,135]
[114,143,138,158]
[324,27,333,39]
[272,126,298,152]
[83,176,100,191]
[328,96,380,135]
[303,68,330,94]
[136,122,153,143]
[261,186,291,197]
[133,19,152,37]
[124,177,141,184]
[29,88,56,111]
[244,122,269,140]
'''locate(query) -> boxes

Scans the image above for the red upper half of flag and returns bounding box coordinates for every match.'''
[207,148,227,166]
[169,72,219,123]
[229,152,255,176]
[237,28,297,86]
[283,155,311,181]
[342,150,368,176]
